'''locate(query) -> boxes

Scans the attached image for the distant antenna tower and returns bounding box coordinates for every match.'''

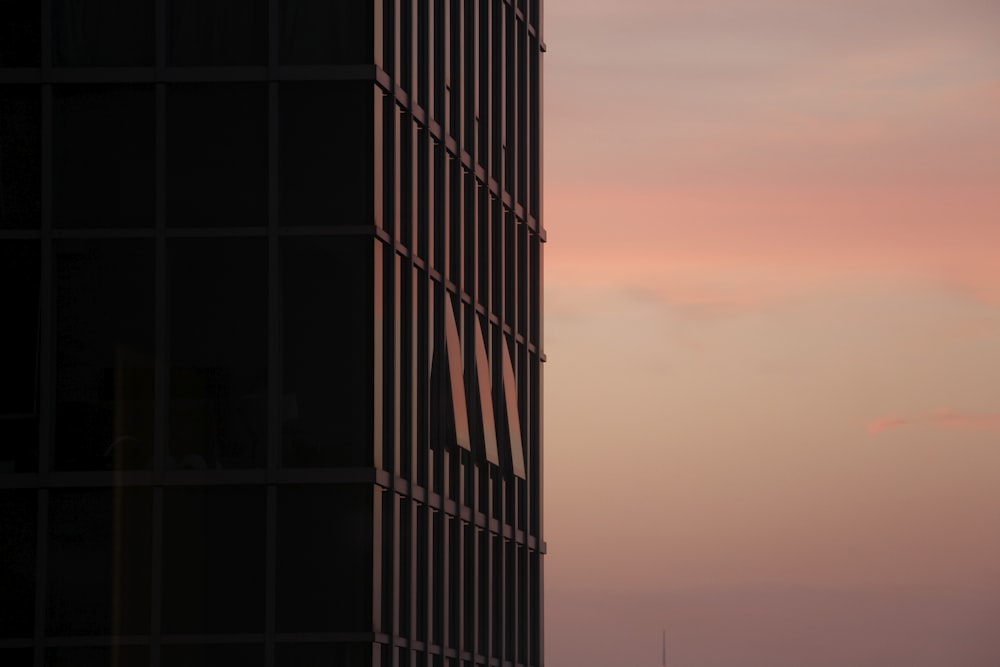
[662,629,666,666]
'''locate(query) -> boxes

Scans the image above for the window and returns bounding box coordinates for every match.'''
[161,644,263,667]
[0,240,39,472]
[52,0,154,66]
[45,647,149,667]
[53,86,155,229]
[46,488,153,636]
[168,238,267,469]
[280,236,375,467]
[167,0,267,66]
[279,83,375,227]
[54,239,155,471]
[0,491,36,638]
[279,0,373,65]
[275,485,374,632]
[166,84,268,228]
[0,0,40,65]
[162,486,266,633]
[0,86,40,229]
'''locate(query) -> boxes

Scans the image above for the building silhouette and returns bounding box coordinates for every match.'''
[0,2,545,666]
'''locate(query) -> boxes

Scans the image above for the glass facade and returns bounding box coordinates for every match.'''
[0,1,544,666]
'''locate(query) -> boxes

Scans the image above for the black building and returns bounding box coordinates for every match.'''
[0,2,545,666]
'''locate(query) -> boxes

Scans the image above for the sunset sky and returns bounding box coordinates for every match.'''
[541,1,1000,664]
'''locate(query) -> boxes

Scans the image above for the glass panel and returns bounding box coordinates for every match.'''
[53,86,155,229]
[45,647,149,667]
[52,0,154,66]
[472,318,498,465]
[442,296,470,450]
[167,0,266,66]
[162,486,265,633]
[0,649,33,667]
[166,84,267,228]
[161,644,264,667]
[0,0,40,65]
[0,240,39,472]
[54,239,155,471]
[500,337,525,479]
[275,644,371,666]
[280,236,374,467]
[278,82,374,227]
[167,238,266,469]
[0,86,40,229]
[275,485,373,632]
[46,488,153,636]
[0,491,36,638]
[278,0,373,65]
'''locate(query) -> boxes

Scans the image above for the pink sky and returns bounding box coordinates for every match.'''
[542,1,1000,665]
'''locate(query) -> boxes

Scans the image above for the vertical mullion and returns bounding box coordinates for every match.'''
[32,490,48,667]
[266,0,279,660]
[264,486,277,667]
[150,59,167,667]
[265,83,279,667]
[35,0,52,644]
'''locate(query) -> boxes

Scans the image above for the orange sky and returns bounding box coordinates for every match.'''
[542,1,1000,664]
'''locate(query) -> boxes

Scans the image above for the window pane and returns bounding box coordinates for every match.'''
[278,83,374,227]
[275,485,373,632]
[275,643,371,666]
[280,237,375,467]
[0,0,40,65]
[54,240,155,471]
[162,486,265,633]
[53,0,154,66]
[166,84,267,228]
[0,86,40,229]
[0,240,39,472]
[45,646,149,667]
[167,0,266,66]
[53,86,155,228]
[46,488,153,636]
[168,238,266,469]
[0,491,36,638]
[278,0,373,65]
[161,644,263,667]
[0,649,32,667]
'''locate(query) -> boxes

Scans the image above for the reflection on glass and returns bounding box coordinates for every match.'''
[167,0,266,66]
[168,238,266,469]
[0,87,40,229]
[276,485,373,631]
[442,297,470,449]
[54,240,155,471]
[162,486,265,633]
[166,84,267,228]
[53,0,154,66]
[500,338,526,479]
[53,86,155,228]
[0,240,39,472]
[0,491,36,638]
[280,237,374,467]
[46,488,153,636]
[473,319,499,465]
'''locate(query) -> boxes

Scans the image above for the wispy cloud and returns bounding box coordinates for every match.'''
[868,408,1000,435]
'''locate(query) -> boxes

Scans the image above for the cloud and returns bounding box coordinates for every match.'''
[867,415,911,434]
[868,409,1000,435]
